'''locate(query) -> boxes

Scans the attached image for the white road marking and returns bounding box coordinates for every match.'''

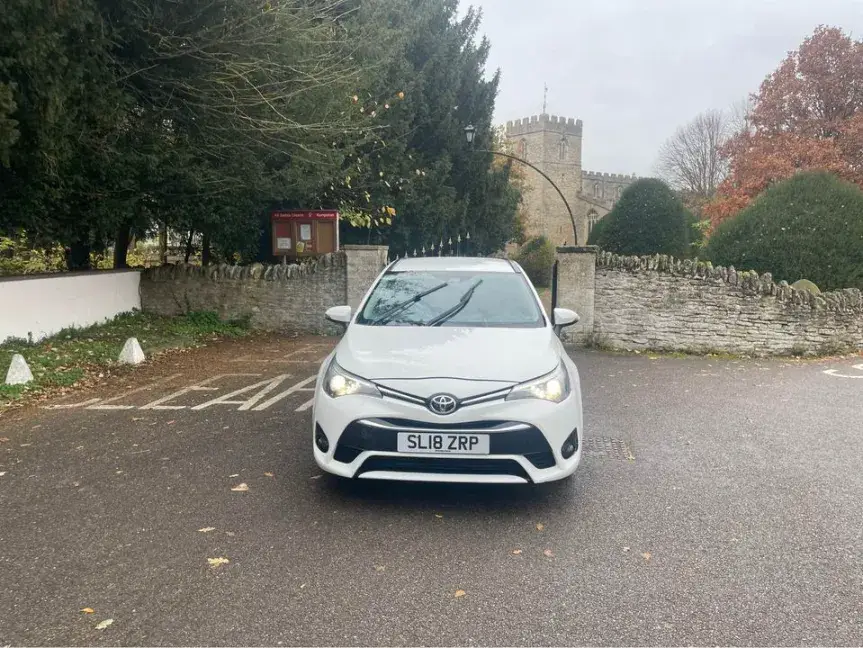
[86,374,184,410]
[295,397,315,412]
[191,375,292,411]
[42,372,319,413]
[43,398,103,410]
[251,376,317,411]
[139,374,260,410]
[230,344,331,364]
[823,363,863,378]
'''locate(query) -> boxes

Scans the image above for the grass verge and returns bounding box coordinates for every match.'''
[0,310,249,408]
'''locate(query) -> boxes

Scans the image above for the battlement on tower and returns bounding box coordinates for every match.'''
[505,113,583,137]
[582,170,638,181]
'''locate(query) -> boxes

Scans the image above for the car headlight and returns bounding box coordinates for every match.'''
[505,362,571,403]
[323,359,382,399]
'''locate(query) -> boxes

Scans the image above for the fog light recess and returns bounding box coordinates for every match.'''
[315,424,330,453]
[561,429,578,459]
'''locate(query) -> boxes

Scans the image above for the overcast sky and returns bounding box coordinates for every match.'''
[465,0,863,176]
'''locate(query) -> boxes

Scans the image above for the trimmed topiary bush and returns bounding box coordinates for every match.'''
[705,171,863,291]
[587,178,695,257]
[514,235,555,287]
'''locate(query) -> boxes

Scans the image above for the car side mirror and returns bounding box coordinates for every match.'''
[552,307,579,330]
[325,305,352,324]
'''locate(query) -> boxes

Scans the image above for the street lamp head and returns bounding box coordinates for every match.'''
[464,124,476,144]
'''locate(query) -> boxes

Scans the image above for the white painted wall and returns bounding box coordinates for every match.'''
[0,270,141,343]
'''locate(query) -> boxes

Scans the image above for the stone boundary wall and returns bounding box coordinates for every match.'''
[593,251,863,356]
[140,253,348,335]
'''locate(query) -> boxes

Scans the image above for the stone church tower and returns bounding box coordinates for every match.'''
[504,113,636,247]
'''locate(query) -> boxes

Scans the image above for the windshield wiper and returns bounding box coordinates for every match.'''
[427,279,483,327]
[369,281,450,325]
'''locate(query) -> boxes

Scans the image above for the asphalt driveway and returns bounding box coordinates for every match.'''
[0,336,861,646]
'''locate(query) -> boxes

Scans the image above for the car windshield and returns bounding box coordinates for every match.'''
[356,270,545,328]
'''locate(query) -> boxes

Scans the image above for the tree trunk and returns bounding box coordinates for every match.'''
[113,223,131,269]
[184,229,195,263]
[66,240,91,271]
[158,221,168,265]
[201,233,211,266]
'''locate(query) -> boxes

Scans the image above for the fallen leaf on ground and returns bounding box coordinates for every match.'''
[454,589,466,598]
[623,546,630,552]
[512,549,522,555]
[0,437,10,443]
[543,549,555,558]
[264,472,274,478]
[208,557,230,568]
[434,514,443,519]
[231,483,249,492]
[300,583,306,589]
[309,475,322,480]
[0,472,6,477]
[95,619,114,630]
[642,552,652,561]
[166,421,175,425]
[198,527,216,533]
[229,473,239,477]
[80,607,95,614]
[374,565,386,572]
[535,523,545,531]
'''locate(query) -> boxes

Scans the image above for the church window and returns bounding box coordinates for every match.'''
[558,137,567,161]
[593,182,600,198]
[518,139,528,158]
[588,210,600,235]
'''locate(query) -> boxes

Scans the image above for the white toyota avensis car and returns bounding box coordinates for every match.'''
[311,256,583,485]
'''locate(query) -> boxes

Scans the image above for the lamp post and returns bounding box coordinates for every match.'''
[464,124,578,246]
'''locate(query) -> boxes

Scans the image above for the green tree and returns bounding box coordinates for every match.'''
[588,178,694,257]
[331,0,521,255]
[1,0,378,268]
[514,235,555,288]
[0,0,126,267]
[705,171,863,290]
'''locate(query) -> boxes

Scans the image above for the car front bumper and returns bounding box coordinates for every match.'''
[312,384,583,484]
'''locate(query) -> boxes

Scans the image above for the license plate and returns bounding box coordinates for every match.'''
[397,432,490,455]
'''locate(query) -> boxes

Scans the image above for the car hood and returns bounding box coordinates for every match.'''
[336,325,560,383]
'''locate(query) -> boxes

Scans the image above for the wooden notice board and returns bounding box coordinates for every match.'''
[271,210,339,258]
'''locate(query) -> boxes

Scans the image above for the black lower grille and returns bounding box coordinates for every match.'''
[356,456,532,481]
[333,418,556,469]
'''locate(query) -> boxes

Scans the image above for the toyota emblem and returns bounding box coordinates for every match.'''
[428,393,458,415]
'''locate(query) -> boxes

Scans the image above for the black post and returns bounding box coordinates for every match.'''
[550,259,559,324]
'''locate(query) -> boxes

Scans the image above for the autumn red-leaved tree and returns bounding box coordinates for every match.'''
[706,26,863,229]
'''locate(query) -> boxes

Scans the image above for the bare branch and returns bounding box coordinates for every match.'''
[656,109,731,199]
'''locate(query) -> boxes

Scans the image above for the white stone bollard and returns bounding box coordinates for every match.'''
[118,337,146,365]
[5,353,34,385]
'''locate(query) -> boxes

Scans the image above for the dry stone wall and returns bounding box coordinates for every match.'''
[593,251,863,356]
[140,253,348,335]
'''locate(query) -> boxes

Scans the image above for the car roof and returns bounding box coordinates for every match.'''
[388,256,518,273]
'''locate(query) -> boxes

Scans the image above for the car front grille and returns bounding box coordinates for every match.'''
[333,418,557,469]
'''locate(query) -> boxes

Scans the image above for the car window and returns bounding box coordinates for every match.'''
[356,270,545,328]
